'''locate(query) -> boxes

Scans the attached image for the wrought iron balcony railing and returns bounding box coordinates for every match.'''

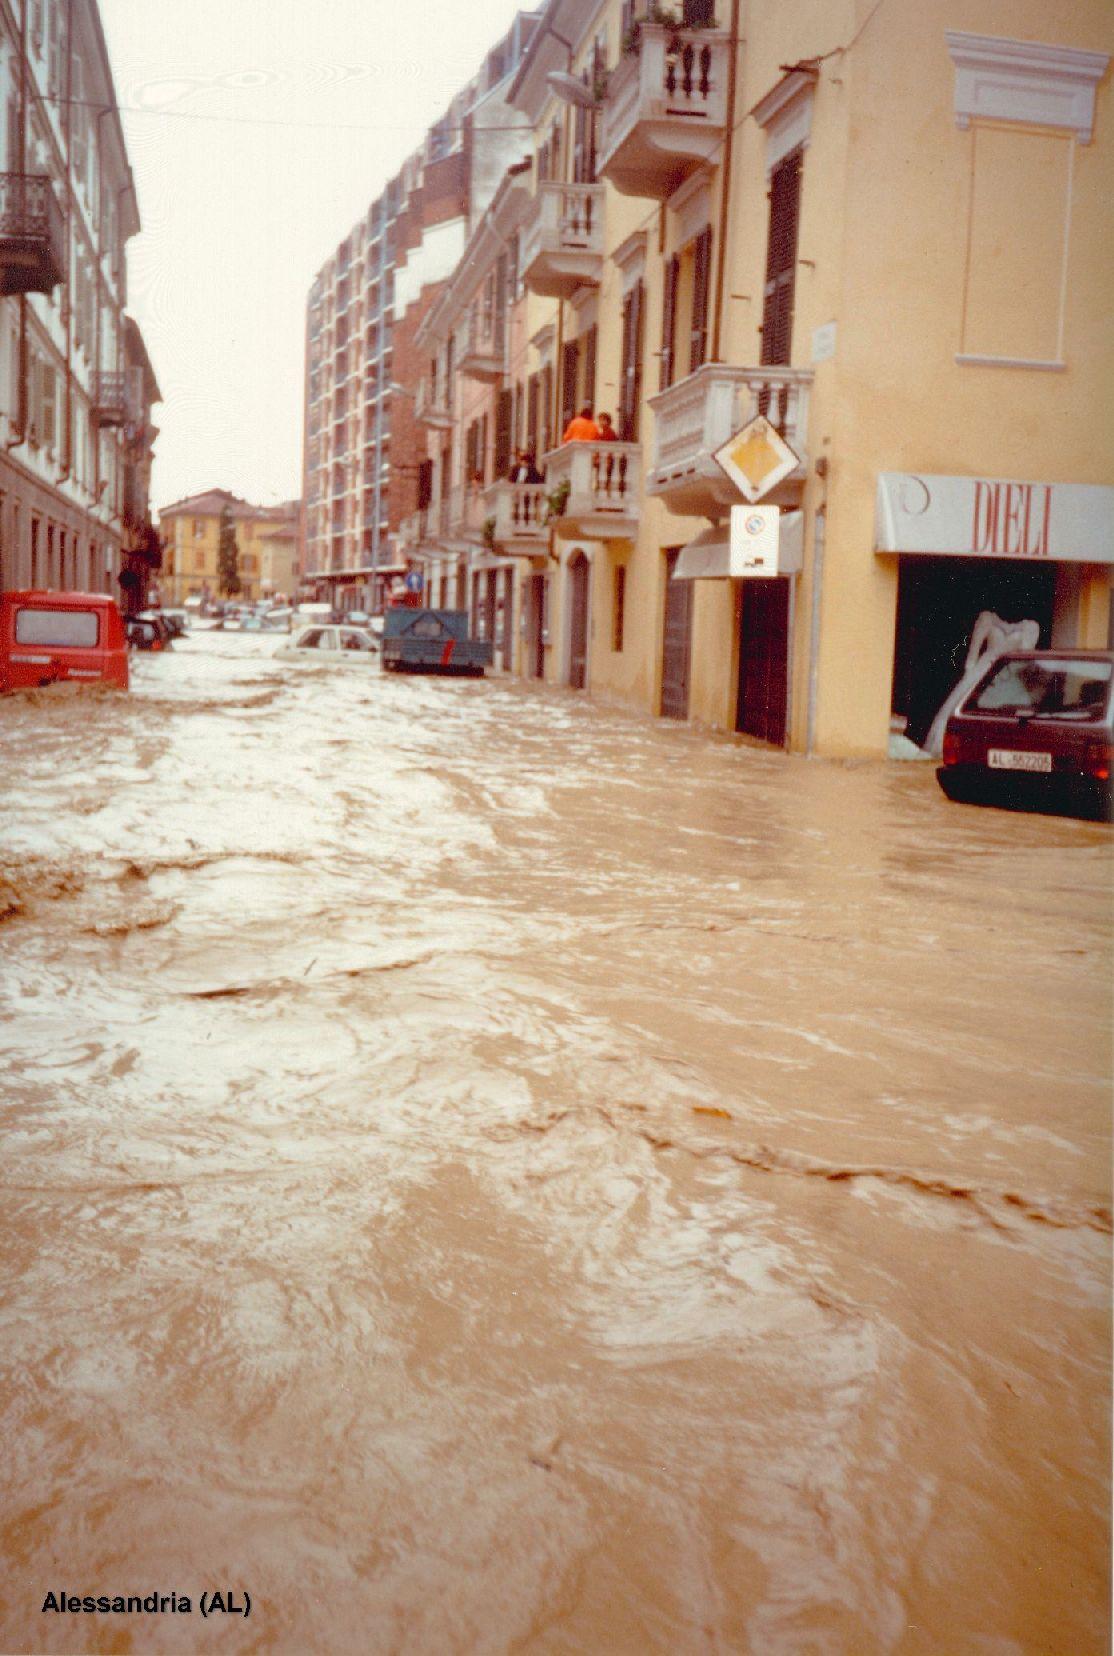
[0,172,65,296]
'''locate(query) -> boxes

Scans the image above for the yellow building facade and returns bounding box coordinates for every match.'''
[160,490,300,606]
[407,0,1112,757]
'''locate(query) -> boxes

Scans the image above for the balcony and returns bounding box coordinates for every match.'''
[599,27,730,199]
[446,483,487,547]
[519,183,603,299]
[91,370,131,427]
[458,303,507,382]
[415,377,453,431]
[542,440,642,539]
[0,173,64,296]
[485,481,549,554]
[647,362,813,518]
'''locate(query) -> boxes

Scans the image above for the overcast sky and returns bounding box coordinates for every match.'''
[97,0,533,513]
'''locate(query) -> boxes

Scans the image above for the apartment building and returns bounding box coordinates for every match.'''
[408,0,1112,758]
[160,490,300,606]
[0,0,159,603]
[301,13,540,614]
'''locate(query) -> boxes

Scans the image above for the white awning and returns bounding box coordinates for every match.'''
[672,511,804,578]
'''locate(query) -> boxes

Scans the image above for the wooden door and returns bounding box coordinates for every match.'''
[660,549,692,720]
[568,554,589,689]
[736,578,789,745]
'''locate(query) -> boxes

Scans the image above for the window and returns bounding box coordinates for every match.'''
[192,520,203,537]
[761,150,802,366]
[612,565,626,652]
[971,657,1111,719]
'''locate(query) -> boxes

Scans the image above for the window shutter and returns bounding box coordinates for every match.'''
[683,0,714,25]
[541,363,554,452]
[660,254,679,390]
[494,387,513,478]
[582,325,598,410]
[688,225,712,373]
[619,279,644,442]
[760,149,802,366]
[417,458,433,510]
[560,337,579,432]
[479,413,489,481]
[527,373,539,454]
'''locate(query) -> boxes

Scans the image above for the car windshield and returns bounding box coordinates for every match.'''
[970,657,1112,721]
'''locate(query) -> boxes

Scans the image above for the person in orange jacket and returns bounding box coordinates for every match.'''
[562,405,600,442]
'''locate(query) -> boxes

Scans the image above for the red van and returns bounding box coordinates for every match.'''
[0,590,129,692]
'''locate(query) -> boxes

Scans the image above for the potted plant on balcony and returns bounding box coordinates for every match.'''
[544,477,570,523]
[481,515,498,552]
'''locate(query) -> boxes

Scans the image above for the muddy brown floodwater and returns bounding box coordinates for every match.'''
[0,631,1110,1655]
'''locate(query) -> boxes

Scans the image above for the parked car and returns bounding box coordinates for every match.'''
[274,625,380,665]
[0,589,129,691]
[937,649,1113,818]
[127,616,170,651]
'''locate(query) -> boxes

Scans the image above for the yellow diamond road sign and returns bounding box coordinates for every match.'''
[713,416,800,504]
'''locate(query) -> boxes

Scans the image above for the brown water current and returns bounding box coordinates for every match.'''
[0,632,1110,1654]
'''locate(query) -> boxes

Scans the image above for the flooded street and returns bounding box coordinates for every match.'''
[0,631,1109,1655]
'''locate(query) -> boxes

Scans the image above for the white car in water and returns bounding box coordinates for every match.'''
[274,624,380,666]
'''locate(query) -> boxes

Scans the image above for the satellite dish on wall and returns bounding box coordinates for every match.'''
[545,71,597,109]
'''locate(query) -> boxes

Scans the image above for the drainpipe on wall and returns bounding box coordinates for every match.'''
[6,0,29,452]
[805,504,825,756]
[56,0,75,484]
[710,0,741,362]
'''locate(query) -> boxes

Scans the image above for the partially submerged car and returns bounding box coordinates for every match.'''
[937,649,1112,818]
[380,608,492,676]
[274,625,380,665]
[0,590,129,691]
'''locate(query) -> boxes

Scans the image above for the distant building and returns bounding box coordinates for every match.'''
[159,490,300,605]
[0,0,159,601]
[300,12,538,613]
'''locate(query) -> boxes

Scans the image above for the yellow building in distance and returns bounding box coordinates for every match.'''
[159,490,300,605]
[402,0,1112,758]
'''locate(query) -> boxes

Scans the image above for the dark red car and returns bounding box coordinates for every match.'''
[937,649,1112,819]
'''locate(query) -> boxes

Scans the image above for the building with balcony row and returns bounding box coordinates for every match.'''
[400,0,1111,757]
[0,0,161,608]
[300,12,541,612]
[160,490,300,607]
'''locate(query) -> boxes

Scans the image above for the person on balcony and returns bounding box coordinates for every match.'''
[508,449,543,484]
[561,406,600,443]
[596,412,618,442]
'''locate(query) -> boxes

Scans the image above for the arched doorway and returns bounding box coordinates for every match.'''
[567,552,589,689]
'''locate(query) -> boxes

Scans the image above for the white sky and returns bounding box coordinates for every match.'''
[97,0,534,513]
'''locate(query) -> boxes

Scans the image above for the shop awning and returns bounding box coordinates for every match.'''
[672,511,803,578]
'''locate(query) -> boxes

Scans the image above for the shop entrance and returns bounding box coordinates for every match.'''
[568,554,589,689]
[736,577,789,746]
[891,557,1055,748]
[660,549,692,720]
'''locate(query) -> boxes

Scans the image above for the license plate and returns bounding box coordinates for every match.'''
[988,748,1053,773]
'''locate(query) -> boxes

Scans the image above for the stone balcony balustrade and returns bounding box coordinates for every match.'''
[599,25,731,199]
[542,440,642,540]
[647,362,813,519]
[519,182,604,300]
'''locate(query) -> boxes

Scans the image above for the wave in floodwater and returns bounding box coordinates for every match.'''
[0,632,1110,1655]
